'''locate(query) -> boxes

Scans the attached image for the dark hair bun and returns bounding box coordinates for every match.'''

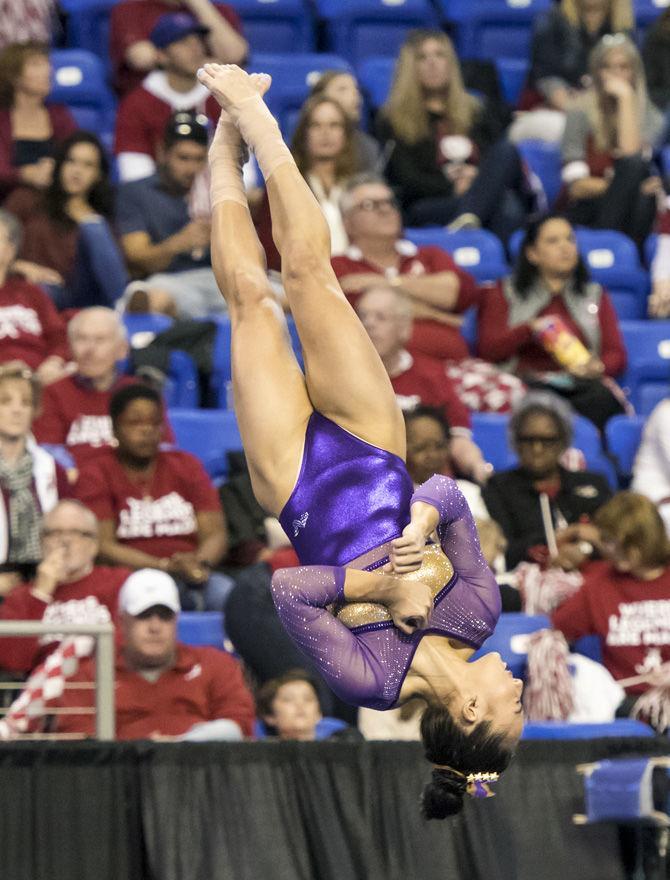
[421,770,467,820]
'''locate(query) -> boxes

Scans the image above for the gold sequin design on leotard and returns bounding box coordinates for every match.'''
[334,544,454,629]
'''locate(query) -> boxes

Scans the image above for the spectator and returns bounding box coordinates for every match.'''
[0,500,129,674]
[52,568,255,740]
[76,383,231,611]
[513,0,633,141]
[0,1,56,51]
[332,173,478,362]
[552,492,670,705]
[5,131,129,309]
[560,34,663,246]
[110,0,247,98]
[310,70,381,172]
[477,214,627,430]
[643,9,670,112]
[376,29,533,239]
[32,307,172,472]
[255,95,362,270]
[631,398,670,535]
[0,209,69,385]
[256,669,360,741]
[482,393,612,569]
[0,362,69,591]
[355,284,488,482]
[218,451,292,569]
[116,111,224,317]
[404,405,488,518]
[0,41,76,200]
[114,12,223,181]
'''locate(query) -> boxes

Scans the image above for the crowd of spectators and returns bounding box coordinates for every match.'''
[1,0,670,742]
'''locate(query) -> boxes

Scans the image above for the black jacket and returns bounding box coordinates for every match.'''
[482,466,612,569]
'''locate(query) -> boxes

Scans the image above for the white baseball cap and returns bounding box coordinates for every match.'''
[118,569,180,616]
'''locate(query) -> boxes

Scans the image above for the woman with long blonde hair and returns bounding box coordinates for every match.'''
[560,34,663,245]
[376,30,533,240]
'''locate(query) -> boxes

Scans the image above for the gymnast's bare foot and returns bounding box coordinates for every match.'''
[197,64,271,111]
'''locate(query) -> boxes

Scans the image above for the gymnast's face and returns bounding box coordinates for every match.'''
[457,652,524,745]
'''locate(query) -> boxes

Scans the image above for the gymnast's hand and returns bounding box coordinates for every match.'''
[384,577,433,636]
[386,522,426,574]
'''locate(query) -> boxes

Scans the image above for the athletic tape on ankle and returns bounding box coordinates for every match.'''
[232,94,293,181]
[209,113,247,208]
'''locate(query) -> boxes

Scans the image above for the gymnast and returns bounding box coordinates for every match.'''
[197,63,523,818]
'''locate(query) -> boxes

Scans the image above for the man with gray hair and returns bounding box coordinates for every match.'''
[0,209,69,385]
[0,499,131,674]
[32,306,171,471]
[356,284,489,482]
[333,174,478,362]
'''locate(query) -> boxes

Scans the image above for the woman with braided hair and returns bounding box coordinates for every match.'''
[197,63,523,818]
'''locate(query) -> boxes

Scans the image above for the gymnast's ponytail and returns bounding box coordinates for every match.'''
[420,705,515,820]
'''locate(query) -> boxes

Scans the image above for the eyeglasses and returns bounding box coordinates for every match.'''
[352,197,398,213]
[516,435,562,448]
[42,528,96,540]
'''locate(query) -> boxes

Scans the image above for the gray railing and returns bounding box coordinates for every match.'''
[0,622,115,739]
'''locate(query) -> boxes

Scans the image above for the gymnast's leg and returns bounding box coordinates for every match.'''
[207,76,312,514]
[198,64,406,460]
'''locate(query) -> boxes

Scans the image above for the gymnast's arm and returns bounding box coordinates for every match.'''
[271,566,430,705]
[410,475,501,612]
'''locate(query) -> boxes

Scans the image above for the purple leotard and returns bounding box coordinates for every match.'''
[273,418,500,709]
[279,412,415,566]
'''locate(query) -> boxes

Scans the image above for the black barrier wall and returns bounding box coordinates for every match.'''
[1,737,668,880]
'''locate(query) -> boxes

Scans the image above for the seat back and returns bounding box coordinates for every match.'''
[59,0,115,75]
[522,720,654,740]
[49,49,116,140]
[357,56,396,110]
[315,0,438,66]
[404,227,509,282]
[177,612,226,649]
[605,415,645,483]
[249,52,351,134]
[516,140,563,208]
[168,409,242,478]
[439,0,551,60]
[471,612,551,678]
[234,0,315,52]
[620,320,670,411]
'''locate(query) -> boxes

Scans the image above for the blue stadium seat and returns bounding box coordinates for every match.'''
[437,0,551,61]
[249,53,351,135]
[635,0,670,27]
[207,315,302,408]
[471,413,515,471]
[605,415,645,484]
[120,351,198,409]
[356,56,395,110]
[122,313,173,341]
[49,49,116,143]
[516,139,562,208]
[645,232,658,268]
[496,57,529,105]
[177,611,226,649]
[59,0,115,75]
[522,720,654,740]
[404,227,509,282]
[314,0,438,67]
[619,320,670,414]
[168,409,242,478]
[254,716,348,738]
[471,612,551,678]
[233,0,315,53]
